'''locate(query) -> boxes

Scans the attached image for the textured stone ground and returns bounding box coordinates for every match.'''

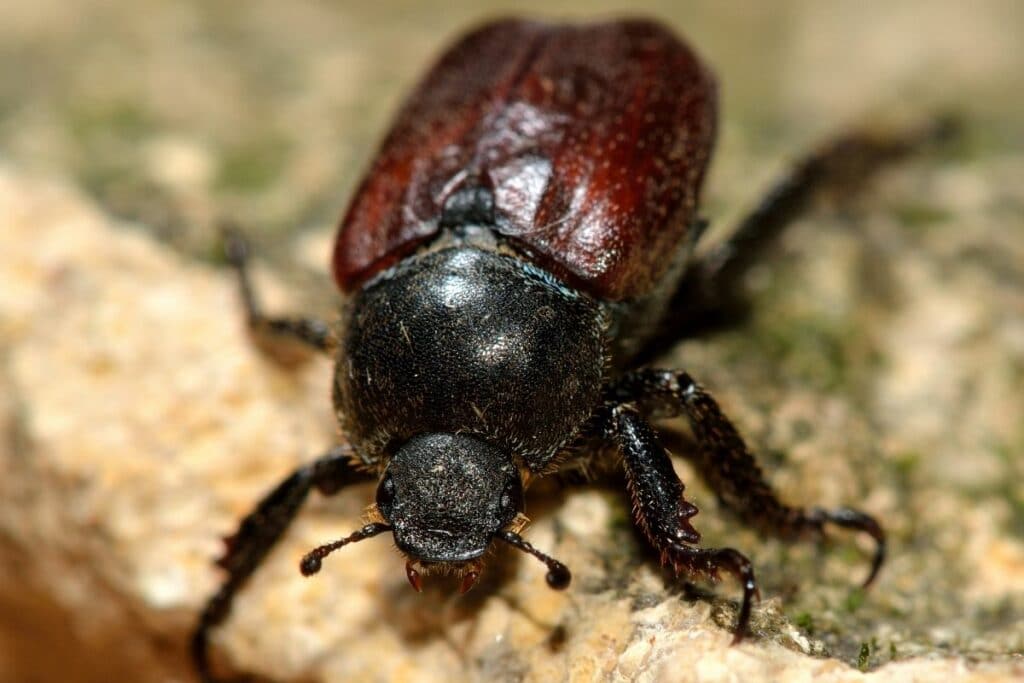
[0,1,1021,682]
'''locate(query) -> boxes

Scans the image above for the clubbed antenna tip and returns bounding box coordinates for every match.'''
[495,529,571,590]
[299,523,391,576]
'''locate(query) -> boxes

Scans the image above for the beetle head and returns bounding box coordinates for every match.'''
[376,432,521,564]
[298,431,571,592]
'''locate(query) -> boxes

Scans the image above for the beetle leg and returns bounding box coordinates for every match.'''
[610,403,758,642]
[611,368,885,586]
[223,226,336,356]
[648,116,957,348]
[192,445,373,683]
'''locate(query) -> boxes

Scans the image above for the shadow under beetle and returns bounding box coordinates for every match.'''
[194,18,950,682]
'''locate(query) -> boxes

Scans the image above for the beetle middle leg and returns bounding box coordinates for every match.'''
[223,226,336,357]
[612,368,885,585]
[192,445,374,683]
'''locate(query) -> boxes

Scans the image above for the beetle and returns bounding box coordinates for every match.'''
[193,18,947,682]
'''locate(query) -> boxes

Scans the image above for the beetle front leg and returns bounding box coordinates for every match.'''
[612,368,885,586]
[223,226,336,357]
[192,445,373,683]
[610,403,759,642]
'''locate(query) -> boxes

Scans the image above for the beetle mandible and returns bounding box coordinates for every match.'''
[193,18,946,682]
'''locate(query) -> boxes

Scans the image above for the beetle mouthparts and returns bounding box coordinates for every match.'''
[459,570,481,594]
[403,558,486,593]
[406,561,424,592]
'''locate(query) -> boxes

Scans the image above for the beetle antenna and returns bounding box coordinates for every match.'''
[300,523,391,576]
[495,529,571,590]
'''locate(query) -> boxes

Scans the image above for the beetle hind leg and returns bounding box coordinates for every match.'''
[609,403,760,641]
[698,115,957,301]
[641,115,957,355]
[222,225,336,359]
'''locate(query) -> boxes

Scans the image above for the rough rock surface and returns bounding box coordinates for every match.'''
[1,1,1022,682]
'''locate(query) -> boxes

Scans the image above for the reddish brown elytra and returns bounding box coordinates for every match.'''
[332,19,715,300]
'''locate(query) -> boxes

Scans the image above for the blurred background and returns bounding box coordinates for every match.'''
[0,1,1021,681]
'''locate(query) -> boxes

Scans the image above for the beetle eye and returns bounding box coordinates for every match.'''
[376,473,396,509]
[500,479,521,511]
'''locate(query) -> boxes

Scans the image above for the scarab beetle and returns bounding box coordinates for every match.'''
[193,18,947,682]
